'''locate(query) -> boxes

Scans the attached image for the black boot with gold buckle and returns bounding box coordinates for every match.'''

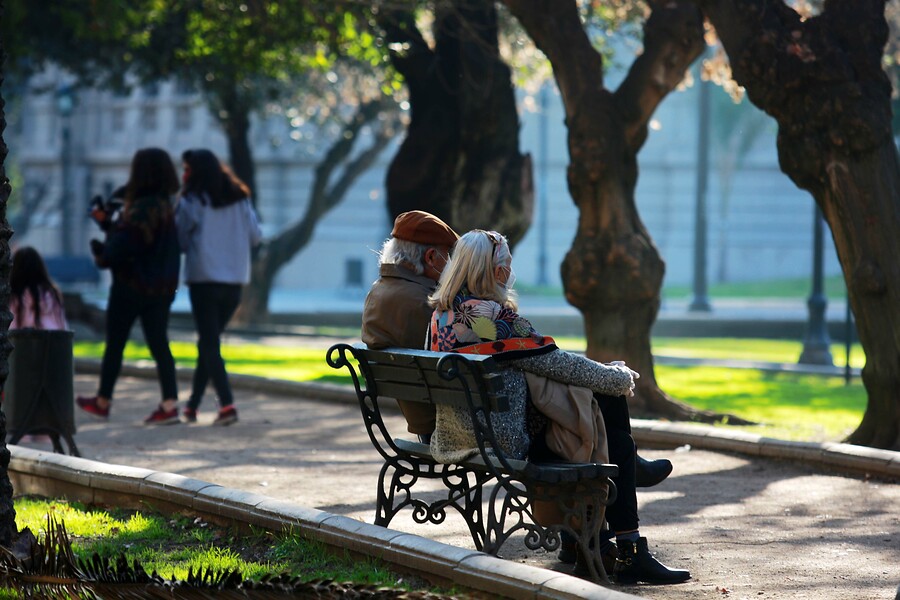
[613,537,690,585]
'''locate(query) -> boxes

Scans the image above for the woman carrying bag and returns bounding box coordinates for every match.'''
[77,147,181,425]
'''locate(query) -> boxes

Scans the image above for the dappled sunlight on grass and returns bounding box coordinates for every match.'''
[552,337,866,368]
[651,337,866,368]
[14,498,158,539]
[657,366,865,442]
[73,339,867,443]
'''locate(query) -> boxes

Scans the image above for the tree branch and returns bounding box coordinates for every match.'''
[613,0,705,151]
[263,97,399,276]
[378,6,434,83]
[502,0,604,114]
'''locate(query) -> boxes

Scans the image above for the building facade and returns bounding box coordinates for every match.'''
[7,67,843,303]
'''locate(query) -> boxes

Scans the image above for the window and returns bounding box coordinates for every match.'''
[141,106,157,130]
[345,258,364,287]
[175,78,195,96]
[111,108,125,131]
[142,82,160,97]
[175,105,192,130]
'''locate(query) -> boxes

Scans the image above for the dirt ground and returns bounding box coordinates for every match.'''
[16,373,898,600]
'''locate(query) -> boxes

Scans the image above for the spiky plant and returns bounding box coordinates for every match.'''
[0,515,458,599]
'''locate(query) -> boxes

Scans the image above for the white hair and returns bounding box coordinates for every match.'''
[378,237,429,275]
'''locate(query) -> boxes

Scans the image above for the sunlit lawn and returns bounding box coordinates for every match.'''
[74,336,867,443]
[10,497,445,594]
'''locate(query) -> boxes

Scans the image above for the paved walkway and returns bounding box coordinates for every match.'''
[12,366,898,600]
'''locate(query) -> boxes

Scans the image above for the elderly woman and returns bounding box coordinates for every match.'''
[426,229,690,585]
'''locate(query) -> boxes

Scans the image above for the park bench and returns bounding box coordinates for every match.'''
[326,343,619,582]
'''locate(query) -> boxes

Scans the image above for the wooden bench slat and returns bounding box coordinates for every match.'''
[365,360,508,411]
[367,362,480,390]
[371,381,483,408]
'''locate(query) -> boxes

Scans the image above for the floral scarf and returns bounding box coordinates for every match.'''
[428,289,557,360]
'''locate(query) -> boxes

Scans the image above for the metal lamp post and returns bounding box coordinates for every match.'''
[798,204,834,365]
[536,84,549,286]
[689,61,712,312]
[56,86,75,257]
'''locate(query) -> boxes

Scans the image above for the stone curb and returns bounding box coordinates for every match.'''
[630,419,900,481]
[73,358,900,480]
[7,446,638,600]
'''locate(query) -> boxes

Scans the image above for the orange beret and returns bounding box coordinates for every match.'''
[391,210,459,247]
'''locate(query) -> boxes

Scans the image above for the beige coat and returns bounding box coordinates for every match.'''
[525,372,608,464]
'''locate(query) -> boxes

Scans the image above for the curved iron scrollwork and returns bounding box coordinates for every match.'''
[327,343,618,583]
[376,457,491,551]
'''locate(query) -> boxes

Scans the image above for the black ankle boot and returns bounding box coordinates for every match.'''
[635,455,673,488]
[614,537,690,585]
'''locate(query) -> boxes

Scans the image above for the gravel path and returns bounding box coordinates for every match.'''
[15,373,896,600]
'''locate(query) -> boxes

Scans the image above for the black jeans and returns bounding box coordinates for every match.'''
[595,394,639,534]
[187,283,242,411]
[530,393,639,534]
[99,283,177,401]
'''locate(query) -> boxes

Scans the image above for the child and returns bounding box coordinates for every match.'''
[9,246,68,331]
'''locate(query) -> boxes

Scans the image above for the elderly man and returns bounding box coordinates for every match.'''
[361,210,459,441]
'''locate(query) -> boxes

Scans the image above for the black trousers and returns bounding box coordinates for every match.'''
[529,393,639,534]
[186,282,242,410]
[99,283,177,401]
[595,394,639,533]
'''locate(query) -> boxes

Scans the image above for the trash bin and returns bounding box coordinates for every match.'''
[4,329,79,456]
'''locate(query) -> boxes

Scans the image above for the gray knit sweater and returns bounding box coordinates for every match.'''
[511,349,635,397]
[430,350,634,464]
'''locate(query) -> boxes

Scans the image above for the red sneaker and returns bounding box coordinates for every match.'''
[76,396,110,419]
[143,406,180,426]
[182,408,198,423]
[212,406,238,427]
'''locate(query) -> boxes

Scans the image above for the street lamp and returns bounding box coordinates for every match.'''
[798,204,834,365]
[536,84,550,286]
[689,61,712,312]
[56,85,75,257]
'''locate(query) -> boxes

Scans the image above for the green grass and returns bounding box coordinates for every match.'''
[73,336,867,443]
[12,497,451,593]
[662,275,848,300]
[74,340,346,385]
[655,366,865,442]
[552,336,866,369]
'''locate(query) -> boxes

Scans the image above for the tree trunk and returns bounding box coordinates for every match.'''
[504,0,721,420]
[381,0,533,246]
[236,98,400,323]
[698,0,900,449]
[0,0,20,546]
[211,88,257,202]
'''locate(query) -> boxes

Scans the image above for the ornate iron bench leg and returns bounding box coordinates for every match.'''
[443,469,490,552]
[375,460,405,527]
[483,479,538,556]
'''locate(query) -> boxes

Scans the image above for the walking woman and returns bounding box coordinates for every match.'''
[176,149,262,426]
[77,147,182,425]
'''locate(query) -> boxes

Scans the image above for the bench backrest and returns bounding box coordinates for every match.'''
[344,344,509,413]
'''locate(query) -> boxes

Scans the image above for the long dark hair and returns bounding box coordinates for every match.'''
[10,246,63,328]
[181,149,250,208]
[125,147,180,203]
